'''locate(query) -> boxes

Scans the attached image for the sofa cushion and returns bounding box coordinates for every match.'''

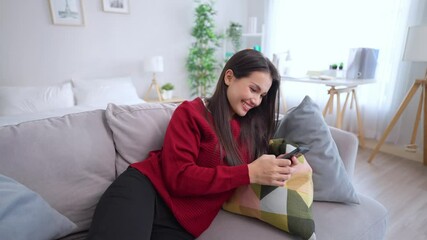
[0,110,117,234]
[105,103,177,176]
[0,174,76,240]
[199,194,387,240]
[274,96,359,204]
[312,194,388,240]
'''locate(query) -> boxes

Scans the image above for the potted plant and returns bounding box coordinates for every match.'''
[325,63,338,77]
[186,0,222,97]
[226,22,243,53]
[161,83,174,100]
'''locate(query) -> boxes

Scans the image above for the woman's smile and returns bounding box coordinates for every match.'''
[242,101,254,112]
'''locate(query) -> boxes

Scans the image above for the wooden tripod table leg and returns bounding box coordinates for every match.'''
[352,89,365,148]
[424,83,427,165]
[341,91,351,121]
[335,90,342,128]
[407,87,424,151]
[329,89,335,115]
[368,81,421,163]
[323,88,335,117]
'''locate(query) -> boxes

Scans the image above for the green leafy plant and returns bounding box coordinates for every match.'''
[161,83,174,91]
[186,0,222,97]
[226,22,242,52]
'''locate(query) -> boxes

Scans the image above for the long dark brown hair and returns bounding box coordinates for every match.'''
[206,49,280,166]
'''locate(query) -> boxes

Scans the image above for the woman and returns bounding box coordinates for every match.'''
[87,49,297,240]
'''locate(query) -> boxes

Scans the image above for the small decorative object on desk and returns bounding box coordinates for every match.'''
[325,62,345,78]
[323,63,337,78]
[160,83,174,100]
[337,62,344,78]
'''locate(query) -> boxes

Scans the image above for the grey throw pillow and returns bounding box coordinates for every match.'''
[274,96,360,204]
[106,102,177,176]
[0,174,76,240]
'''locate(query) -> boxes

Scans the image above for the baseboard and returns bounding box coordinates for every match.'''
[362,139,423,163]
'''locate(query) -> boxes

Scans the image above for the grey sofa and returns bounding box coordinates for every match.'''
[0,102,387,240]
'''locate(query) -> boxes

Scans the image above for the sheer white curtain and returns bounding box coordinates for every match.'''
[265,0,426,145]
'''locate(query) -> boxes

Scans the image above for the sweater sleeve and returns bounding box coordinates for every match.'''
[160,102,250,197]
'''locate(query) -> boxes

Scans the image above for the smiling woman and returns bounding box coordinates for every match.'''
[224,70,272,117]
[87,49,284,240]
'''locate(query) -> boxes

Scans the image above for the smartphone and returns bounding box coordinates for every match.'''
[279,146,310,159]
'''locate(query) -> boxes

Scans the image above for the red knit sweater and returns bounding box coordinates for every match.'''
[131,98,250,237]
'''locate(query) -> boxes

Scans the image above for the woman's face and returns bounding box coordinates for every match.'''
[225,69,272,117]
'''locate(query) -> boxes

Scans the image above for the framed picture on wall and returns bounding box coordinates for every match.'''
[49,0,85,26]
[102,0,130,14]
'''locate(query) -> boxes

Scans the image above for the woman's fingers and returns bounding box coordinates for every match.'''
[291,156,299,166]
[276,166,294,175]
[276,158,292,167]
[248,154,297,186]
[271,174,292,186]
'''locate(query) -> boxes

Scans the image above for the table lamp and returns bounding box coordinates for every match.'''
[143,56,164,101]
[369,25,427,165]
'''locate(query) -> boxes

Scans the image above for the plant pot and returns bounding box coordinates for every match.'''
[161,90,173,100]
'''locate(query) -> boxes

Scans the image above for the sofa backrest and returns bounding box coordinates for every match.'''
[0,110,116,234]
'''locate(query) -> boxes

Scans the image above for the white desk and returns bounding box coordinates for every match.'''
[282,76,375,87]
[281,76,375,147]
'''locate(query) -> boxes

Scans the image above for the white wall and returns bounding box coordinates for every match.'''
[247,0,266,34]
[0,0,251,98]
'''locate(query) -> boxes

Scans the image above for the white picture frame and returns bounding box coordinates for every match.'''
[102,0,130,14]
[49,0,85,26]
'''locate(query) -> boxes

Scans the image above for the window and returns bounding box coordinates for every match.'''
[266,0,424,143]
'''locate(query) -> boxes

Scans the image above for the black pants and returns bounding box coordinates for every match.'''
[86,167,194,240]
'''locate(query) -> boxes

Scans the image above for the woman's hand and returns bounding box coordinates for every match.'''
[277,153,300,167]
[248,154,297,186]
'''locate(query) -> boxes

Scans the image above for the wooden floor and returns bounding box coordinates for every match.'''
[353,147,427,240]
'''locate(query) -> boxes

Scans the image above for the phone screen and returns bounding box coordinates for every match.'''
[280,146,309,159]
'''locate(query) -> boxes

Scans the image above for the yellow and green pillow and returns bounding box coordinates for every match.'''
[223,139,315,240]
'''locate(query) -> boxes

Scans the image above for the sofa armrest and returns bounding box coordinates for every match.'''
[329,127,358,180]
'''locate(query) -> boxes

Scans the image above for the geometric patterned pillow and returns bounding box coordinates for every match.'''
[223,139,316,240]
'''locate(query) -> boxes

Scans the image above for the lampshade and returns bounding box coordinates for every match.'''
[403,25,427,62]
[143,56,164,73]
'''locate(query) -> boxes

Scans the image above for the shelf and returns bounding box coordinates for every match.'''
[222,25,265,59]
[242,33,262,37]
[145,97,186,104]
